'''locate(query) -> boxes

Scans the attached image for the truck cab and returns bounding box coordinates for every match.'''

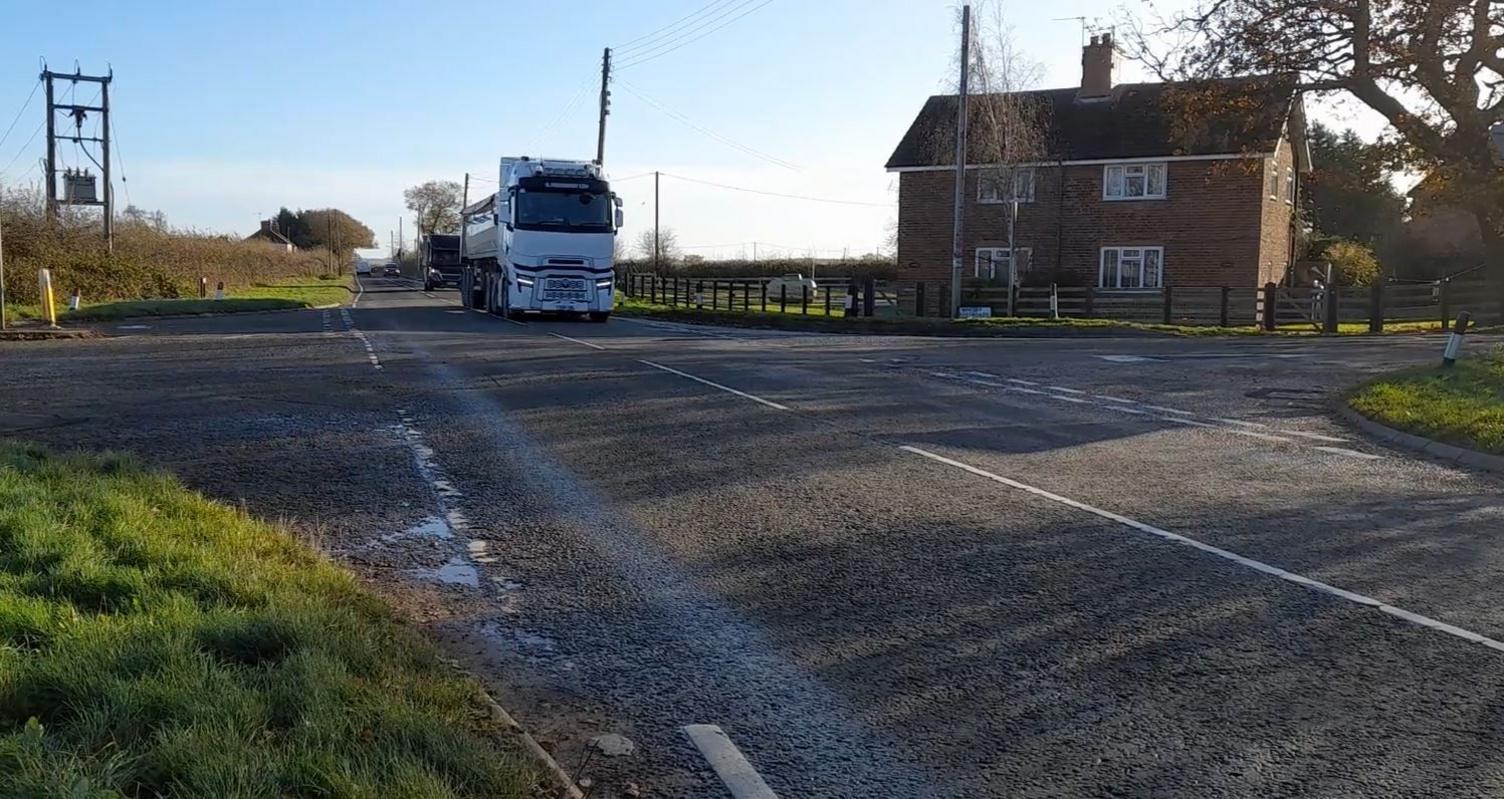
[460,157,623,322]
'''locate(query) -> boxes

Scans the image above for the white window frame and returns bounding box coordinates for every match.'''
[978,167,1036,204]
[1269,161,1280,200]
[1103,163,1167,200]
[1098,246,1164,289]
[975,247,1032,280]
[1285,166,1295,205]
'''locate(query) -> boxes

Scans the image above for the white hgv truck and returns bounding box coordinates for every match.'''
[459,157,623,322]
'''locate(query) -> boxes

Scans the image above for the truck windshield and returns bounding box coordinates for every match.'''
[515,189,613,232]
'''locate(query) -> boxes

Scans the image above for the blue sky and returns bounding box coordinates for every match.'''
[0,0,1365,258]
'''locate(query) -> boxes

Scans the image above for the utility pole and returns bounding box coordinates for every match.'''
[653,170,661,272]
[0,184,7,331]
[459,172,470,263]
[398,216,404,262]
[949,4,972,317]
[596,48,612,166]
[41,66,114,250]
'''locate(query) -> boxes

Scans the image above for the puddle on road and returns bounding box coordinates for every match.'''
[410,556,481,588]
[380,516,452,543]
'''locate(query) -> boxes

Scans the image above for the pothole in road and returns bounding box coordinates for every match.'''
[409,556,481,587]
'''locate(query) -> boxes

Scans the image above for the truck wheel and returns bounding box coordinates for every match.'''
[460,273,473,307]
[589,312,611,323]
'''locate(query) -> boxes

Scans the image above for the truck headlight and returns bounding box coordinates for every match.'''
[515,275,535,287]
[596,278,613,289]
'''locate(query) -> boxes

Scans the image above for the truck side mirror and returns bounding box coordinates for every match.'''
[615,208,625,228]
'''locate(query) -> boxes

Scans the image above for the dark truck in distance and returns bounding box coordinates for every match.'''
[422,234,463,290]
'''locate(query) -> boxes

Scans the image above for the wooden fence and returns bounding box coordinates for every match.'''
[625,272,1501,330]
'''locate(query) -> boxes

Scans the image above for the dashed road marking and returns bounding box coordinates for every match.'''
[1225,428,1293,444]
[548,332,607,351]
[639,360,791,411]
[1047,385,1086,395]
[1141,404,1193,416]
[682,725,779,799]
[899,444,1504,655]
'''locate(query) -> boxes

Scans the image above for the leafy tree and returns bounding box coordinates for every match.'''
[634,228,680,263]
[1305,123,1407,248]
[279,208,375,255]
[403,180,463,236]
[120,205,167,230]
[1125,0,1504,281]
[1323,240,1382,286]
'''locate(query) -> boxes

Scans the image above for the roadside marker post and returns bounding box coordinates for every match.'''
[215,281,225,301]
[38,268,57,327]
[68,288,81,311]
[199,276,208,298]
[1442,311,1472,368]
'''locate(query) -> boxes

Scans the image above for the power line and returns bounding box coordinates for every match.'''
[0,78,41,154]
[659,172,891,207]
[110,110,130,206]
[617,80,801,172]
[610,171,657,183]
[0,118,44,178]
[529,77,596,153]
[616,0,774,69]
[614,0,742,54]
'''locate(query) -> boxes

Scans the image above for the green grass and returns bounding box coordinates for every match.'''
[3,275,354,323]
[0,444,534,798]
[1349,349,1504,454]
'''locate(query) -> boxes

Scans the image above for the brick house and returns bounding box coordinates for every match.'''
[886,34,1309,314]
[245,219,294,252]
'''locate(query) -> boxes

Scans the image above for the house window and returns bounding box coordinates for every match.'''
[1103,163,1166,200]
[1269,162,1280,200]
[1285,166,1295,204]
[1099,246,1164,289]
[978,167,1035,203]
[975,247,1032,280]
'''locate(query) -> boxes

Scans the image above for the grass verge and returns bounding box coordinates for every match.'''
[3,275,354,323]
[1349,349,1504,455]
[0,444,534,798]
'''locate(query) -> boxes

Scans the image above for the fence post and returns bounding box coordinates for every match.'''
[711,281,719,310]
[801,284,810,315]
[916,282,926,318]
[1049,283,1059,319]
[1162,285,1173,325]
[743,280,750,312]
[1323,285,1340,335]
[760,281,767,312]
[1084,286,1095,318]
[863,277,876,317]
[845,282,857,318]
[1369,281,1384,334]
[1262,282,1277,331]
[825,286,832,316]
[672,277,679,307]
[696,280,704,310]
[199,276,209,298]
[1440,279,1452,332]
[779,284,787,313]
[1219,287,1231,327]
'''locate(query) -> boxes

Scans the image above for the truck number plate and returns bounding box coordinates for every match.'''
[543,277,589,301]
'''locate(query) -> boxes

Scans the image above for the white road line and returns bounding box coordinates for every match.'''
[1214,418,1270,429]
[1141,404,1194,416]
[1225,428,1293,444]
[898,445,1504,655]
[1102,404,1149,416]
[682,725,779,799]
[1315,445,1385,461]
[1279,430,1350,444]
[1093,395,1138,404]
[1160,416,1219,428]
[638,360,791,411]
[965,371,1000,379]
[547,332,606,351]
[1046,386,1087,395]
[352,277,365,307]
[1047,393,1090,404]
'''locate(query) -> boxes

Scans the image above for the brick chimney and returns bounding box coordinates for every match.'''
[260,219,274,234]
[1080,33,1116,99]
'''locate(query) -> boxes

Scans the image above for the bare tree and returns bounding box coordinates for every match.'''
[954,2,1051,287]
[403,180,464,236]
[634,228,680,263]
[1122,0,1504,281]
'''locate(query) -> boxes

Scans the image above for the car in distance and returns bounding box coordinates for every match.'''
[355,260,372,275]
[763,273,819,302]
[383,264,401,278]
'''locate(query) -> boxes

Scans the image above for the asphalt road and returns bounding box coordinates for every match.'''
[4,276,1504,798]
